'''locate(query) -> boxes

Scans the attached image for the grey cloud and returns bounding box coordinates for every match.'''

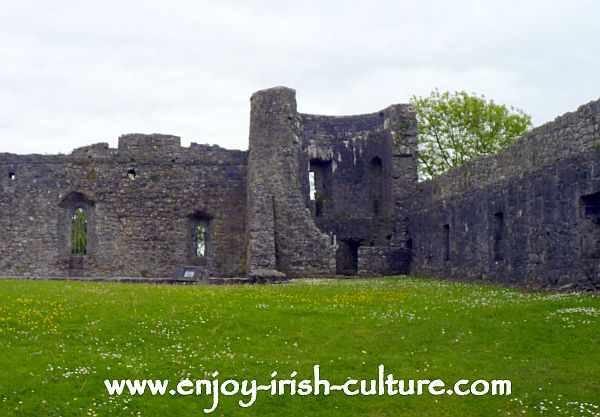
[0,0,598,154]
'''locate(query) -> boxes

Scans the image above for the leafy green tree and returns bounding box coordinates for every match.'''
[410,89,532,180]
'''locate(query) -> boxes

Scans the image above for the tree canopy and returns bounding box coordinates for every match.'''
[410,89,532,180]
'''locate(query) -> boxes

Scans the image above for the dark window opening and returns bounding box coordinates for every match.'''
[127,169,136,180]
[309,159,332,217]
[71,207,88,255]
[336,239,361,275]
[493,212,505,261]
[443,224,450,261]
[315,200,324,217]
[8,172,15,180]
[580,192,600,258]
[369,156,384,217]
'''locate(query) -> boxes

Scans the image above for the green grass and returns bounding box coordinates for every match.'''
[0,277,598,416]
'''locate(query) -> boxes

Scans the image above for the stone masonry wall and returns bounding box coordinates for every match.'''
[357,246,410,276]
[409,98,600,290]
[298,105,417,242]
[0,134,248,278]
[297,104,417,275]
[2,86,599,287]
[246,87,337,277]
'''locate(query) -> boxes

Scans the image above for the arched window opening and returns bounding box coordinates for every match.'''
[59,192,95,259]
[195,224,207,258]
[71,207,88,255]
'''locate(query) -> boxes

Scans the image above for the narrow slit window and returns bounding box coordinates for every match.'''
[195,224,206,257]
[71,208,88,255]
[494,212,505,261]
[127,169,136,180]
[8,172,15,180]
[443,224,450,261]
[309,171,316,201]
[369,156,383,217]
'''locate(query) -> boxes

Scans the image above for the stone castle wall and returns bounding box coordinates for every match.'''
[245,87,337,278]
[245,87,417,277]
[0,88,416,280]
[297,101,417,275]
[0,134,248,278]
[1,86,598,289]
[409,99,600,290]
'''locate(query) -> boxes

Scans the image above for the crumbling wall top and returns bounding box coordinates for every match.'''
[18,134,250,165]
[71,143,115,158]
[118,133,182,155]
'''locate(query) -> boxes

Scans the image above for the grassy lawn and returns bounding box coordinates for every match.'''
[0,277,598,417]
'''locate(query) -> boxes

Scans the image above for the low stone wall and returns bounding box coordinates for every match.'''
[358,246,410,277]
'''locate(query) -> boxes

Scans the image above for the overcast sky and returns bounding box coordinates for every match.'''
[0,0,598,154]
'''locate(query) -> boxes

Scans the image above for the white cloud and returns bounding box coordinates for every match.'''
[0,0,598,154]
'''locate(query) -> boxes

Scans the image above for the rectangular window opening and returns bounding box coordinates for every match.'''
[309,159,332,218]
[188,213,210,266]
[195,224,207,258]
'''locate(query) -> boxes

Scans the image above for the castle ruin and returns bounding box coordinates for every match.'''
[1,87,599,290]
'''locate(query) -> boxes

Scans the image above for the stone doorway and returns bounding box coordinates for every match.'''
[336,239,361,275]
